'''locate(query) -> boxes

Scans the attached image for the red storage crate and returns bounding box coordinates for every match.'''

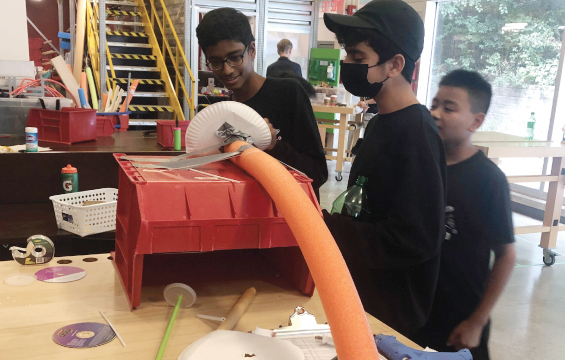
[113,153,318,309]
[27,107,97,144]
[96,114,130,137]
[156,120,189,148]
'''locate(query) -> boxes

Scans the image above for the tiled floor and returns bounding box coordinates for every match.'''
[320,160,564,360]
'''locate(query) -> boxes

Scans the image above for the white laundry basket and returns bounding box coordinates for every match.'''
[49,188,118,237]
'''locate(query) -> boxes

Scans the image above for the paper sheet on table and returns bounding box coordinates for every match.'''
[9,145,52,152]
[284,337,388,360]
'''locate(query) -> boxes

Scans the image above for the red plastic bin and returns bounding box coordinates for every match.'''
[96,113,130,137]
[27,107,97,144]
[156,120,189,148]
[113,153,318,310]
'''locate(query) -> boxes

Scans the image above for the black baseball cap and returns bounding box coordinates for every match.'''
[324,0,424,63]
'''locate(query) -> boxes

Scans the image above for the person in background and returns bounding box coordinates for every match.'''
[412,70,516,360]
[196,8,327,199]
[266,39,303,78]
[356,97,377,113]
[322,0,447,336]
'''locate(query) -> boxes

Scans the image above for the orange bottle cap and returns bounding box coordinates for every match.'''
[61,164,77,173]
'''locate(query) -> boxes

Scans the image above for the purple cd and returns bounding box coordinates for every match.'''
[35,266,86,283]
[53,322,116,348]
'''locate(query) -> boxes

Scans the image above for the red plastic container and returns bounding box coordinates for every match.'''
[27,107,97,144]
[113,153,318,309]
[156,120,189,148]
[96,114,130,137]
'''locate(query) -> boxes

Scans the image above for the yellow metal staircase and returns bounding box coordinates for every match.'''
[86,0,195,123]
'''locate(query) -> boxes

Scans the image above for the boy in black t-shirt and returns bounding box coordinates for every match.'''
[412,70,516,359]
[196,8,327,198]
[322,0,447,336]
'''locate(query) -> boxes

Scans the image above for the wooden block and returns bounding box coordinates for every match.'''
[50,56,80,107]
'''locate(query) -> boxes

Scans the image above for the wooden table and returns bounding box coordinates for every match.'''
[474,131,565,265]
[0,252,419,359]
[313,105,360,181]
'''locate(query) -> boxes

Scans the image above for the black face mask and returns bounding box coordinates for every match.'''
[340,61,388,98]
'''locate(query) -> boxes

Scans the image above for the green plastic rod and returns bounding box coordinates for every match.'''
[156,294,183,360]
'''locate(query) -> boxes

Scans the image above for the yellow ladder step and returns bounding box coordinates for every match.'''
[110,54,156,60]
[110,78,164,85]
[107,9,141,16]
[128,105,174,112]
[106,31,147,37]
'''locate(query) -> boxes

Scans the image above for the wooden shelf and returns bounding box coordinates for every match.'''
[507,175,559,183]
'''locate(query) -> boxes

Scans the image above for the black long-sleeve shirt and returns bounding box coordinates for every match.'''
[266,57,303,78]
[243,77,328,197]
[324,104,447,336]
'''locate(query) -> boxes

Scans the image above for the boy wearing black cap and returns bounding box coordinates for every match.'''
[196,8,328,198]
[323,0,447,336]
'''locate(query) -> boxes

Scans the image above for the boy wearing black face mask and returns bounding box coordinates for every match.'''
[322,0,447,337]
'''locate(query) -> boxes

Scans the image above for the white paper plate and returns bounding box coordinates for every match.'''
[178,330,305,360]
[185,101,271,153]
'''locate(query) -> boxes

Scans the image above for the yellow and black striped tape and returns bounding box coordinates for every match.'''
[106,31,148,37]
[128,105,173,112]
[107,9,141,16]
[110,78,164,85]
[110,53,155,60]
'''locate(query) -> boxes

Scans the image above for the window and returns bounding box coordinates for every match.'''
[420,0,565,194]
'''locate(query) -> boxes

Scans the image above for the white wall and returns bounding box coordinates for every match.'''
[0,0,29,61]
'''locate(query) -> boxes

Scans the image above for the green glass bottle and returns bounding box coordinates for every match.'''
[526,112,536,140]
[331,176,370,220]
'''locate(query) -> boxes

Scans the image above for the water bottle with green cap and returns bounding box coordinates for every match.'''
[331,175,370,220]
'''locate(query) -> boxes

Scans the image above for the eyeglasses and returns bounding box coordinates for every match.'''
[206,46,249,71]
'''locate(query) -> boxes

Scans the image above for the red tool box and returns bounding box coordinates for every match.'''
[27,108,97,144]
[113,153,318,309]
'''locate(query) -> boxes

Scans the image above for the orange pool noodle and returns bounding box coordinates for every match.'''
[80,71,89,105]
[119,80,139,113]
[102,93,109,112]
[225,141,378,360]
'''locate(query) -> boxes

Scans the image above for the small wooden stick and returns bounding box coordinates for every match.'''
[99,310,126,348]
[217,287,256,331]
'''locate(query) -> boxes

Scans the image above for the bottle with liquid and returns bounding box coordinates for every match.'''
[331,176,370,220]
[61,164,78,194]
[526,112,536,140]
[327,63,334,80]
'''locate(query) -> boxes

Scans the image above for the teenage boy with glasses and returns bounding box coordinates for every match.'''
[197,8,328,199]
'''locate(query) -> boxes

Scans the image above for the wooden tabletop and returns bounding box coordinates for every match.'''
[473,131,546,143]
[0,252,420,359]
[473,131,565,158]
[312,104,356,115]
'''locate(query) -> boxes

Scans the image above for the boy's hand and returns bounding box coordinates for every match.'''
[264,118,277,151]
[446,318,484,350]
[356,100,370,113]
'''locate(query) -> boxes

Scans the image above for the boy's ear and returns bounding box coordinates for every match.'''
[387,54,405,79]
[469,113,486,133]
[249,41,257,61]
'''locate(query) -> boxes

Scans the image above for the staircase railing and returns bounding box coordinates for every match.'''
[138,0,195,120]
[86,0,117,95]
